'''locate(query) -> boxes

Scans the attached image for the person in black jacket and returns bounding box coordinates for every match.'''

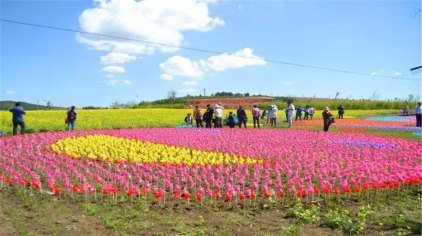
[237,106,247,128]
[322,106,334,132]
[203,104,214,128]
[337,105,345,119]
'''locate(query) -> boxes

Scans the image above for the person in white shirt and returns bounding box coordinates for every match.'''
[214,104,223,128]
[286,103,295,127]
[270,105,278,126]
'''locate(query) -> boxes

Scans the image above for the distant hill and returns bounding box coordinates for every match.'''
[0,101,63,111]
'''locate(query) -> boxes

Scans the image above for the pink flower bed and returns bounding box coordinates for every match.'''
[0,128,421,202]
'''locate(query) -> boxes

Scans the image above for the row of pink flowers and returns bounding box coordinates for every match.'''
[0,128,421,202]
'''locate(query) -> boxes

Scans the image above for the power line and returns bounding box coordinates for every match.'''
[1,18,420,81]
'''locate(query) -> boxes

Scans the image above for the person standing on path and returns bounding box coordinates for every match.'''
[193,106,203,128]
[322,106,334,132]
[237,106,248,128]
[214,104,223,128]
[9,102,26,135]
[286,103,295,127]
[337,104,345,119]
[415,102,422,127]
[251,105,261,128]
[66,106,77,130]
[203,104,214,128]
[270,105,278,127]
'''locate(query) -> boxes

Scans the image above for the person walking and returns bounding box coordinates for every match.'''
[237,106,248,128]
[9,102,26,135]
[286,103,295,127]
[66,106,77,130]
[251,105,261,128]
[322,106,334,132]
[193,106,203,128]
[337,105,345,119]
[415,102,422,127]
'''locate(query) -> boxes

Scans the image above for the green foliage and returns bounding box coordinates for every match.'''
[287,201,321,224]
[324,205,371,235]
[81,203,99,216]
[281,223,302,234]
[101,215,121,230]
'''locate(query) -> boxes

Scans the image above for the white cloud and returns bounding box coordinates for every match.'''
[102,66,126,74]
[105,74,116,79]
[159,48,266,82]
[78,0,224,66]
[160,73,174,81]
[101,52,136,64]
[6,90,15,95]
[370,71,378,76]
[284,82,294,86]
[122,80,133,85]
[207,48,266,71]
[106,79,132,86]
[159,56,206,77]
[393,71,402,76]
[183,80,198,86]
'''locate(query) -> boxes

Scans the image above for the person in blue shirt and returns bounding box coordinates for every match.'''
[9,102,26,135]
[295,106,303,121]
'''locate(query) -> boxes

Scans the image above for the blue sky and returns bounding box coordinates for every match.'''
[1,0,421,107]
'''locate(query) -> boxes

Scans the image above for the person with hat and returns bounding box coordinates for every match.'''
[214,104,223,128]
[270,105,278,126]
[286,103,295,127]
[322,106,334,132]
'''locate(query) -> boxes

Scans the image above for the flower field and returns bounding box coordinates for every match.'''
[0,109,421,235]
[1,128,421,204]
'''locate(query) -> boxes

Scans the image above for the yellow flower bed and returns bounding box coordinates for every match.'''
[50,135,260,165]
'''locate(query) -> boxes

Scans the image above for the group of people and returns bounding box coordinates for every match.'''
[8,102,78,135]
[402,102,422,127]
[184,103,341,132]
[186,103,257,129]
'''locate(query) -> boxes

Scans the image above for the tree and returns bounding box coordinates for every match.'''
[334,92,340,100]
[244,93,250,97]
[370,90,380,101]
[408,94,415,102]
[167,90,177,100]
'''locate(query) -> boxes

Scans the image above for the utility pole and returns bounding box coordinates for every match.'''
[203,88,206,97]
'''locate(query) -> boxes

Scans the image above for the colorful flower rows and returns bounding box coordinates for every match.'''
[292,117,419,131]
[0,128,421,203]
